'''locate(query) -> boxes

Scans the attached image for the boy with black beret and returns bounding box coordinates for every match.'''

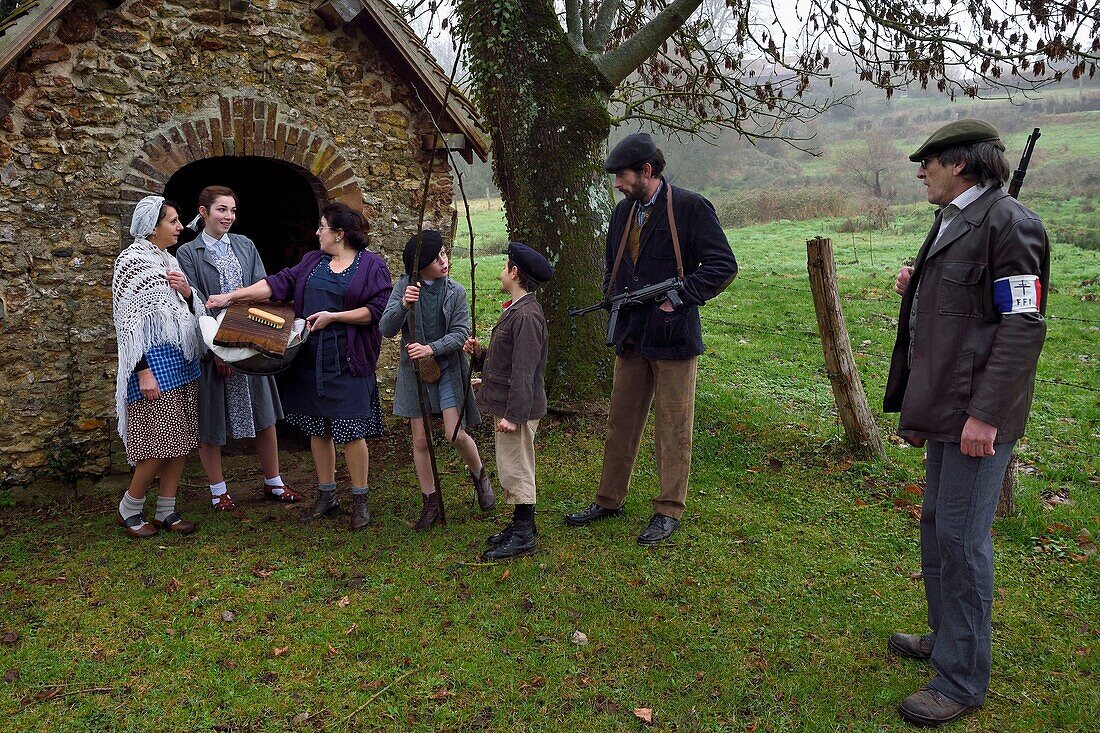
[464,242,553,560]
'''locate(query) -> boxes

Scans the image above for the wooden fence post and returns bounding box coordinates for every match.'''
[806,237,886,459]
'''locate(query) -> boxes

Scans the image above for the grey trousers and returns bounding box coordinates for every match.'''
[921,439,1016,707]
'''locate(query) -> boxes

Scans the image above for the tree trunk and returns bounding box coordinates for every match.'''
[806,237,886,458]
[996,454,1018,518]
[457,0,615,404]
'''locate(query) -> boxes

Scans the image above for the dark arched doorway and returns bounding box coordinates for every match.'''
[165,156,322,273]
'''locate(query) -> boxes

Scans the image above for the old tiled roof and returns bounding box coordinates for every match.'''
[0,0,74,71]
[0,0,487,160]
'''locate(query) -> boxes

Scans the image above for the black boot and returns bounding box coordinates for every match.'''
[483,518,537,560]
[472,466,495,511]
[301,490,340,522]
[414,491,441,531]
[487,518,539,547]
[350,493,370,531]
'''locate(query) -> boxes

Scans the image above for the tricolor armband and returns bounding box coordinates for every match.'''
[993,275,1041,314]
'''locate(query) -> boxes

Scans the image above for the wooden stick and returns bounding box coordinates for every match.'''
[341,667,419,723]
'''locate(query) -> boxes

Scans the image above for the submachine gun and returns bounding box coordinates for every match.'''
[1008,127,1041,199]
[568,277,683,346]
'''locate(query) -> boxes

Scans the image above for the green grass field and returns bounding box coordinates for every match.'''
[2,201,1097,730]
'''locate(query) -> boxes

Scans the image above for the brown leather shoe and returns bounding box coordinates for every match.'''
[151,512,196,535]
[350,493,370,531]
[211,493,236,511]
[471,467,495,511]
[117,511,157,539]
[263,484,302,503]
[889,632,935,660]
[414,491,441,531]
[899,687,978,726]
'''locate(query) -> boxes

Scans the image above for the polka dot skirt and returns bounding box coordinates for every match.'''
[282,383,384,444]
[124,380,199,464]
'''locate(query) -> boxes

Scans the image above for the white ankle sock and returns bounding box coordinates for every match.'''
[119,491,145,523]
[264,475,285,495]
[210,481,227,506]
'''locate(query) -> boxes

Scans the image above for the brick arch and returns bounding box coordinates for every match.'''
[112,96,363,213]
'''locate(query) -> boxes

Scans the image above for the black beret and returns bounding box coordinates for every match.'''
[505,241,553,284]
[402,230,444,274]
[909,119,1001,162]
[604,132,658,173]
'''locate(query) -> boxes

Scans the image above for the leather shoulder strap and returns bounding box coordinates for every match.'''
[665,184,684,280]
[605,202,636,299]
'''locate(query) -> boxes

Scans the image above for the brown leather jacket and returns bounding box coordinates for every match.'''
[473,294,548,424]
[884,187,1049,443]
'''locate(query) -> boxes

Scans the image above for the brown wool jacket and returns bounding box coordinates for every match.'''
[883,186,1049,443]
[473,294,548,424]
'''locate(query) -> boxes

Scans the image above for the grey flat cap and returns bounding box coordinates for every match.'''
[604,132,657,173]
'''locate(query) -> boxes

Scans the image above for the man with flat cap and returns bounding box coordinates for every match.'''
[564,132,737,545]
[884,119,1049,726]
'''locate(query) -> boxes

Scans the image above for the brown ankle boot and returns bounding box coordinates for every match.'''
[414,491,440,531]
[350,493,370,531]
[472,466,495,511]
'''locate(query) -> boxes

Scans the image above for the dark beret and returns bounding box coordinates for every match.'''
[604,132,658,173]
[505,241,553,283]
[909,119,1001,162]
[402,230,444,274]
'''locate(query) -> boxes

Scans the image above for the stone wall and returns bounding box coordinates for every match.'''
[0,0,457,488]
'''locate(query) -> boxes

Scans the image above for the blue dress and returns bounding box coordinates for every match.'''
[279,253,384,443]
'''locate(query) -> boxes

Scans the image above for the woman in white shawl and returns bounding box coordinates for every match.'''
[112,195,205,538]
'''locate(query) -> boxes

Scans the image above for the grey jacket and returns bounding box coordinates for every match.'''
[884,187,1049,443]
[378,274,480,426]
[176,233,283,444]
[472,294,547,424]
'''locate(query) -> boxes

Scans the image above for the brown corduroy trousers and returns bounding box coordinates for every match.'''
[595,350,698,519]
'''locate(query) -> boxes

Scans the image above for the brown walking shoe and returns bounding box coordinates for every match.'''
[414,491,441,531]
[117,511,157,539]
[889,632,935,660]
[471,466,495,511]
[151,512,196,535]
[899,687,979,727]
[350,493,370,531]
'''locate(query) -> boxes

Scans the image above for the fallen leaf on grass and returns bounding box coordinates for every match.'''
[291,712,311,725]
[746,722,758,733]
[429,687,453,701]
[633,707,653,724]
[3,669,17,683]
[363,679,384,689]
[571,630,589,645]
[1,632,19,647]
[252,566,274,578]
[500,569,510,581]
[165,577,182,595]
[904,483,923,496]
[344,623,359,636]
[221,611,236,623]
[907,571,923,580]
[336,596,350,608]
[327,645,339,656]
[273,645,290,657]
[853,498,868,507]
[1042,492,1075,508]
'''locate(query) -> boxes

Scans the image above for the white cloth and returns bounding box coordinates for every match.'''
[113,196,205,441]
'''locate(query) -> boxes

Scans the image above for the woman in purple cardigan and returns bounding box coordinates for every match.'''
[207,202,392,531]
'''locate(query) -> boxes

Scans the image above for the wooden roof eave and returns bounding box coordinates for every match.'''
[0,0,77,74]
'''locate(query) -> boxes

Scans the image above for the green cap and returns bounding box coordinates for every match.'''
[908,119,1001,162]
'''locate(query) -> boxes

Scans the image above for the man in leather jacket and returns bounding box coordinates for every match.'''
[564,133,737,545]
[883,119,1049,727]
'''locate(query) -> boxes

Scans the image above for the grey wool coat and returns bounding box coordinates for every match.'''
[378,274,480,427]
[176,233,284,445]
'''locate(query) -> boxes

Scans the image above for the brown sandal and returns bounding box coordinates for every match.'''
[212,493,237,511]
[263,485,302,503]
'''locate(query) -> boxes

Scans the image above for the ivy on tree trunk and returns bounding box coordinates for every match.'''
[456,0,619,404]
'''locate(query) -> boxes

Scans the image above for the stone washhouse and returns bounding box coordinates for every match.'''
[0,0,488,488]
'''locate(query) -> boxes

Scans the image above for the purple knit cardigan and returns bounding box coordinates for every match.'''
[265,249,393,377]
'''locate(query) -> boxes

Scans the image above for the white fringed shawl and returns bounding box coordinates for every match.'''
[112,237,205,441]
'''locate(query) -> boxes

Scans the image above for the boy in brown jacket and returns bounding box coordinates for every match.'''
[464,242,553,560]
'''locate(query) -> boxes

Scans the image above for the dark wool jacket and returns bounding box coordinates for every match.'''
[884,186,1049,443]
[603,182,738,360]
[265,249,393,377]
[473,294,548,424]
